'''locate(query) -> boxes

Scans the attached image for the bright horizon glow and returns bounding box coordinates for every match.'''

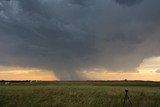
[0,66,59,81]
[80,56,160,81]
[0,56,160,81]
[80,71,160,81]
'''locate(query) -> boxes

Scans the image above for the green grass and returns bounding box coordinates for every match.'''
[0,81,160,107]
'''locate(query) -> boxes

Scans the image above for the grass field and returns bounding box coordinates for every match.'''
[0,81,160,107]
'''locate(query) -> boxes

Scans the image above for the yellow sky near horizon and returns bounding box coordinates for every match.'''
[81,71,160,81]
[0,66,59,80]
[81,56,160,81]
[0,56,160,81]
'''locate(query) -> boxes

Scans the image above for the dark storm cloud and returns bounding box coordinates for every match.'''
[69,0,92,6]
[115,0,143,7]
[0,0,160,80]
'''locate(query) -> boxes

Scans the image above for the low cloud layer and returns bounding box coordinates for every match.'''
[0,0,160,80]
[115,0,143,7]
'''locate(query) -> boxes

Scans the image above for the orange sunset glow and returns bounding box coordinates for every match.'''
[0,66,58,80]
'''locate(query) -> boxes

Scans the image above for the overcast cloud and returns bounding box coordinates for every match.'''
[0,0,160,80]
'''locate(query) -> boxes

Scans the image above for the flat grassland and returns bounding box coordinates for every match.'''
[0,81,160,107]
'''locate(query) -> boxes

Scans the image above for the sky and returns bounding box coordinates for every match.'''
[0,0,160,81]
